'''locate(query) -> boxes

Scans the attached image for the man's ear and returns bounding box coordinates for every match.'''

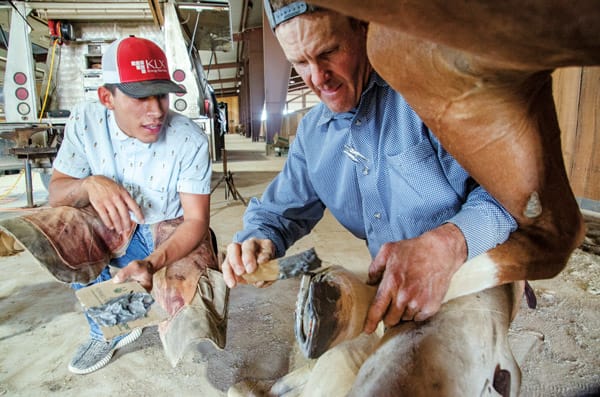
[97,86,114,109]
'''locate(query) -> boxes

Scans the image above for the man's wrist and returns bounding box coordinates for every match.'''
[428,223,468,265]
[145,251,166,273]
[144,260,155,274]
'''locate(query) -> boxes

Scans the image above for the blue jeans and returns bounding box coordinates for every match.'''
[71,224,155,340]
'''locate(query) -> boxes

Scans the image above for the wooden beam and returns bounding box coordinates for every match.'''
[208,77,239,85]
[206,62,240,70]
[148,0,164,27]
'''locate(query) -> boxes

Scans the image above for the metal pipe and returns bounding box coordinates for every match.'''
[24,159,33,208]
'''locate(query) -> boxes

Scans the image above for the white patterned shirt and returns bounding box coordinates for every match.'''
[53,101,211,224]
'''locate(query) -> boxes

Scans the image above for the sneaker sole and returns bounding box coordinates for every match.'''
[115,327,143,349]
[68,328,143,375]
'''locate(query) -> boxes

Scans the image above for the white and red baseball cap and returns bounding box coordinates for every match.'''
[102,36,186,98]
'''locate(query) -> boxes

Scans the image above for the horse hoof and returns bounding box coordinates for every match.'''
[295,265,376,358]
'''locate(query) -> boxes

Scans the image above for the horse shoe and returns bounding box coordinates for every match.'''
[295,265,377,358]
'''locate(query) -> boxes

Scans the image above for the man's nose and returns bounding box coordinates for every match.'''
[310,62,330,87]
[145,96,165,116]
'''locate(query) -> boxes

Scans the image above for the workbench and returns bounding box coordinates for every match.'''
[8,147,58,207]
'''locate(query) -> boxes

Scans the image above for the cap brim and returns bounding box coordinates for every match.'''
[116,80,186,99]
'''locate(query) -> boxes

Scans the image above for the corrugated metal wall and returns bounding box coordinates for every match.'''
[50,22,163,112]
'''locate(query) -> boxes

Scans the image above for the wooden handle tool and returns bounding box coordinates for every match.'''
[242,247,322,284]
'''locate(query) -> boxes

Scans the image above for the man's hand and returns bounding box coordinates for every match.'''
[82,175,144,233]
[221,238,276,288]
[113,259,154,291]
[363,223,467,334]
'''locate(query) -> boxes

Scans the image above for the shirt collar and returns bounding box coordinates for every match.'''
[107,109,157,148]
[316,71,387,127]
[108,110,130,142]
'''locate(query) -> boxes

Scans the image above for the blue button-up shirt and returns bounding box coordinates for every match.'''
[235,73,516,260]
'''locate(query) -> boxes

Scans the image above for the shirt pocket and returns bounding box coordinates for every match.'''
[136,185,169,223]
[386,139,440,189]
[386,139,459,214]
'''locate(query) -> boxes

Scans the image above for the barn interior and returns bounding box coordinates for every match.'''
[0,1,598,396]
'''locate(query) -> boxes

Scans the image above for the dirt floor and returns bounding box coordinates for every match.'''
[510,212,600,396]
[0,167,599,396]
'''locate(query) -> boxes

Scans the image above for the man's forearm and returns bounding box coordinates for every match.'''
[145,219,209,272]
[451,185,517,260]
[48,175,90,208]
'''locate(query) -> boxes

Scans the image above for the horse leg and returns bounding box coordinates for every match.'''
[366,27,585,288]
[349,283,522,397]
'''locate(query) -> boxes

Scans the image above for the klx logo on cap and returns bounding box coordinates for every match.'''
[130,59,168,76]
[102,36,186,98]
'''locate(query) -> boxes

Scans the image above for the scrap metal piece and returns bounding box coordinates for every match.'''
[86,291,155,327]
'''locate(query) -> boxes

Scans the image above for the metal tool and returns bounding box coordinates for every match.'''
[241,247,322,283]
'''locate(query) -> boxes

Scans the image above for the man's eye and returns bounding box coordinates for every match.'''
[321,48,337,58]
